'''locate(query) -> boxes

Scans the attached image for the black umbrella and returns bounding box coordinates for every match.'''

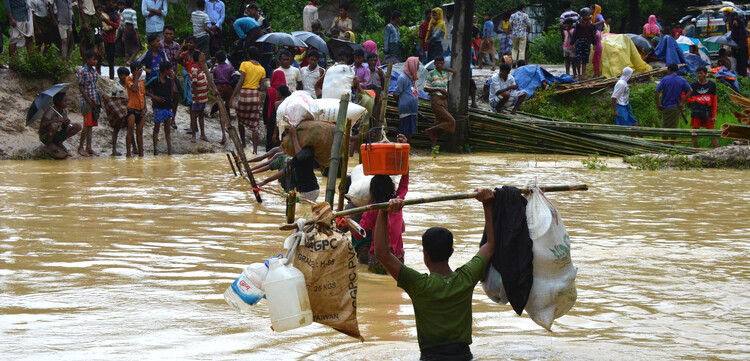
[625,33,653,51]
[26,83,70,125]
[256,32,308,48]
[705,32,738,47]
[327,38,364,64]
[291,31,330,56]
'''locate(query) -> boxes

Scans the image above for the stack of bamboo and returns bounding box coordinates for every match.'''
[730,94,750,124]
[385,98,714,156]
[553,67,674,95]
[721,123,750,140]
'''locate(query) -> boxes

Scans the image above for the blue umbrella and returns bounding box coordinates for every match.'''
[291,31,330,56]
[26,83,70,125]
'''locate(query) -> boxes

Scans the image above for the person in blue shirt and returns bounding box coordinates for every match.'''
[479,11,496,70]
[205,0,225,56]
[141,0,167,39]
[655,63,693,144]
[393,57,420,142]
[384,10,402,64]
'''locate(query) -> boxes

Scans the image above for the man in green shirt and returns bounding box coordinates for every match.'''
[373,188,496,360]
[424,57,457,151]
[255,153,297,192]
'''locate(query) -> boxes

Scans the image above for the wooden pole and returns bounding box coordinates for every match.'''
[378,63,394,129]
[226,153,237,176]
[230,150,243,176]
[199,57,262,203]
[445,0,474,152]
[286,190,297,224]
[280,183,589,230]
[325,94,350,206]
[337,116,353,211]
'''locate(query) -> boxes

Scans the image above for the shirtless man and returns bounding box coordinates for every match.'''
[38,92,82,159]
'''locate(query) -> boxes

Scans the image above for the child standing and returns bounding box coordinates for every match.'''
[300,50,325,97]
[212,50,235,144]
[140,34,169,82]
[571,7,595,80]
[125,61,147,157]
[277,49,302,91]
[479,11,496,70]
[189,51,209,141]
[146,61,175,155]
[562,18,576,77]
[191,0,212,57]
[77,50,101,157]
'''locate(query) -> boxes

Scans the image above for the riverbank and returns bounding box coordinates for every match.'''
[0,68,241,160]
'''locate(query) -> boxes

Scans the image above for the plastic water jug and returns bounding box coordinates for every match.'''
[224,263,269,313]
[263,258,312,332]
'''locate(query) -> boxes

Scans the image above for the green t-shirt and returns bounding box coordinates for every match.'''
[268,154,296,191]
[397,254,488,351]
[426,69,452,97]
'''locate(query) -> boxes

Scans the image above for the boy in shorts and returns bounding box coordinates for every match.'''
[687,66,720,148]
[146,61,175,155]
[125,61,147,157]
[562,18,577,77]
[189,51,209,141]
[77,50,101,157]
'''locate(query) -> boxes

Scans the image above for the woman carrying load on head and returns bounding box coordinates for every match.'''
[425,7,447,63]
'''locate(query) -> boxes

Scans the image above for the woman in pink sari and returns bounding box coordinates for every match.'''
[592,30,603,77]
[643,14,661,40]
[264,70,287,148]
[363,40,381,66]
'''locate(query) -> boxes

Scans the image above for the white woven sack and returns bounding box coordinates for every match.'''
[524,182,578,331]
[314,99,367,123]
[276,91,322,136]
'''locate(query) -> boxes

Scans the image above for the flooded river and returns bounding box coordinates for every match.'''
[1,154,749,360]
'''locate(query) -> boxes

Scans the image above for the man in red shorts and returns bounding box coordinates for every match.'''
[687,66,720,148]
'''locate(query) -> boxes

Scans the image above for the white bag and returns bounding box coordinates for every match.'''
[345,165,400,207]
[481,264,510,305]
[276,91,322,136]
[321,64,355,99]
[314,99,367,123]
[524,181,578,331]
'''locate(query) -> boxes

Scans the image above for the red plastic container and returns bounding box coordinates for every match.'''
[361,143,410,175]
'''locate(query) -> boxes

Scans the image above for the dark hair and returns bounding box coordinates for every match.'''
[353,49,365,57]
[425,8,432,16]
[517,2,525,10]
[117,67,130,77]
[216,50,227,63]
[369,175,395,204]
[485,11,492,17]
[696,66,707,73]
[564,17,574,24]
[192,50,202,62]
[53,92,66,106]
[277,85,292,97]
[130,61,142,72]
[339,2,349,11]
[164,24,175,32]
[719,48,727,57]
[433,56,444,62]
[562,0,571,8]
[277,49,292,59]
[116,0,124,4]
[84,50,97,60]
[499,63,511,73]
[226,16,236,24]
[125,0,133,7]
[366,52,378,61]
[186,36,197,43]
[422,227,453,263]
[668,63,678,72]
[247,3,258,11]
[392,10,402,20]
[337,49,349,60]
[147,34,160,45]
[159,60,172,73]
[307,50,320,59]
[246,46,260,60]
[196,0,205,8]
[517,59,526,67]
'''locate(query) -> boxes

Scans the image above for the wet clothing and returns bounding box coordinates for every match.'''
[145,76,173,109]
[397,253,488,353]
[291,146,319,193]
[269,154,296,191]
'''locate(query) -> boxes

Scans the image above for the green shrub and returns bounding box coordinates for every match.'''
[9,46,74,81]
[529,27,564,65]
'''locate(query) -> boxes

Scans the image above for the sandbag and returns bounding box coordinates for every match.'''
[314,99,367,123]
[524,182,577,331]
[280,120,335,167]
[292,224,363,340]
[321,64,355,99]
[276,91,322,136]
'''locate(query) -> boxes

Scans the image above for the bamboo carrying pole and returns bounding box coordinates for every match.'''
[337,116,353,211]
[325,94,350,206]
[280,184,588,230]
[199,58,262,203]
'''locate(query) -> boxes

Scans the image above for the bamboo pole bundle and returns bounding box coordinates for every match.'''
[729,94,750,108]
[552,67,673,95]
[721,123,750,140]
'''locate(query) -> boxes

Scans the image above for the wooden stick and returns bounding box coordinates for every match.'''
[280,184,588,229]
[337,115,353,211]
[226,153,237,176]
[379,63,394,128]
[199,57,262,203]
[286,190,297,224]
[325,94,350,206]
[230,150,242,176]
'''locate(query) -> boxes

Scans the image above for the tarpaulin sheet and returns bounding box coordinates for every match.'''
[654,36,691,74]
[511,65,574,98]
[599,34,652,78]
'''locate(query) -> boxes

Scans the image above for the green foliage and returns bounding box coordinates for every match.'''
[163,1,193,40]
[582,153,610,170]
[8,46,74,81]
[529,27,564,65]
[626,152,706,170]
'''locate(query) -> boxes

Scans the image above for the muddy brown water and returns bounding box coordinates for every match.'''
[1,154,749,360]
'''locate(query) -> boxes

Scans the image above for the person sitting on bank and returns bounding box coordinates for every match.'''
[39,92,82,159]
[489,63,527,115]
[372,188,496,361]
